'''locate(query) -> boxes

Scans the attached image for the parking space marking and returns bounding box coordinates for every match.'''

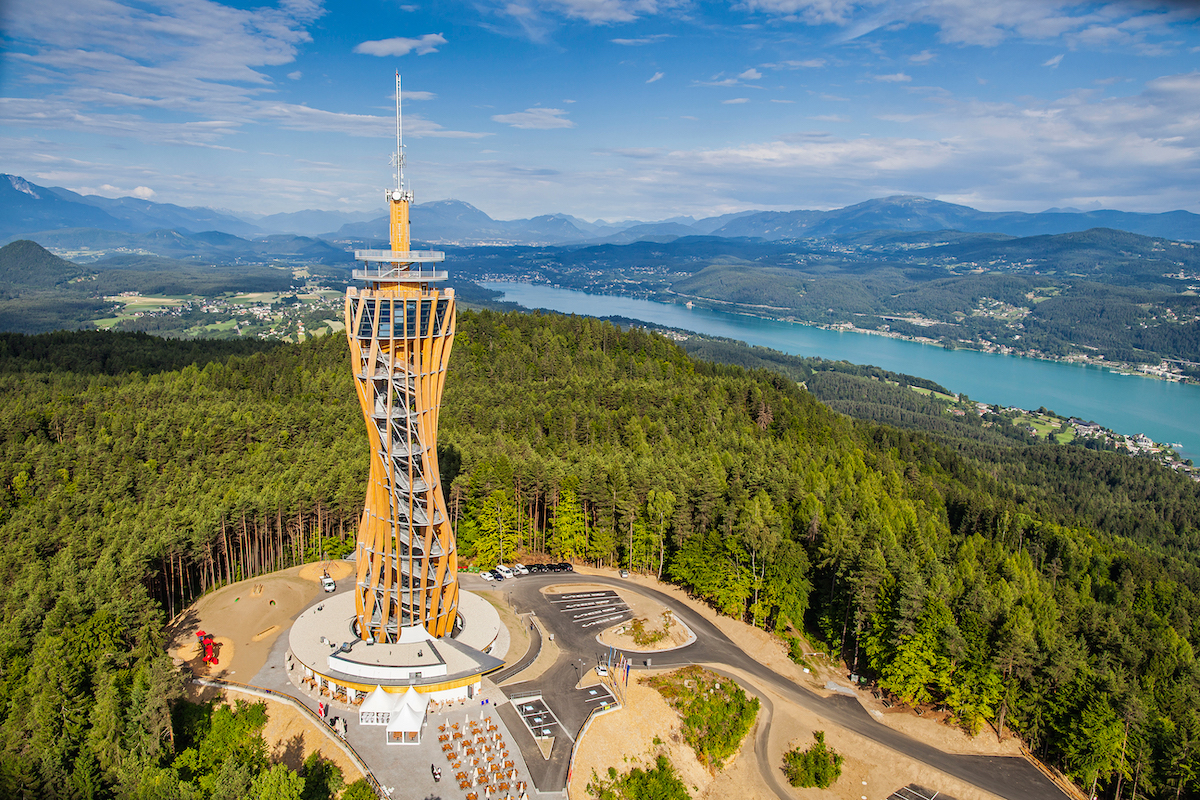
[887,785,953,800]
[546,590,634,633]
[514,697,566,741]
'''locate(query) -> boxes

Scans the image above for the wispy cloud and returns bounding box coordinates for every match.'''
[909,50,936,63]
[259,103,487,138]
[696,71,767,88]
[647,71,664,83]
[723,97,750,104]
[354,34,447,56]
[1043,53,1065,68]
[611,33,672,45]
[492,107,575,129]
[734,0,1199,49]
[873,72,912,83]
[761,59,826,70]
[599,147,666,158]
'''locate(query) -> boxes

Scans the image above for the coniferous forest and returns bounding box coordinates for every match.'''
[1,311,1199,798]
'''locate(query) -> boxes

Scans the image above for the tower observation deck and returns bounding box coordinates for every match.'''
[345,73,457,642]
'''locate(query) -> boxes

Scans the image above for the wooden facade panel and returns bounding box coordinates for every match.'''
[346,195,457,642]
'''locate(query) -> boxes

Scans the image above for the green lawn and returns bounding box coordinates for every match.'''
[909,386,957,401]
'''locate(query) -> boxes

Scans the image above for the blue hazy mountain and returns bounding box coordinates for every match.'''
[712,195,1200,241]
[328,200,598,244]
[12,227,352,265]
[6,173,1200,246]
[0,175,127,238]
[253,208,381,235]
[40,183,261,236]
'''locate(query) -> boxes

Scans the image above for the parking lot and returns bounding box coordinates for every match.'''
[512,694,564,740]
[508,682,617,744]
[547,589,631,630]
[579,683,616,711]
[888,785,957,800]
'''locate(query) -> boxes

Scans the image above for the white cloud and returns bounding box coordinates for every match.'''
[132,186,156,199]
[259,102,488,138]
[811,114,849,122]
[401,91,437,101]
[647,71,665,83]
[1043,53,1065,67]
[601,147,666,158]
[502,0,682,25]
[734,0,1199,50]
[738,68,763,80]
[657,68,1200,212]
[491,107,575,129]
[354,33,446,56]
[873,72,912,83]
[723,97,750,104]
[761,59,826,69]
[771,99,796,103]
[909,50,936,63]
[611,33,672,45]
[288,70,302,80]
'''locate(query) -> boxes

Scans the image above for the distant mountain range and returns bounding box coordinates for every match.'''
[4,173,1200,251]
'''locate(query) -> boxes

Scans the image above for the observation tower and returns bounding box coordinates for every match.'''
[286,76,500,709]
[345,73,457,642]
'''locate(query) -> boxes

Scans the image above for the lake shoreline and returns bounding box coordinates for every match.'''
[480,280,1200,461]
[654,289,1196,385]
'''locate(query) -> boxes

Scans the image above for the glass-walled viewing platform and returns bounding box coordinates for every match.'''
[352,249,447,283]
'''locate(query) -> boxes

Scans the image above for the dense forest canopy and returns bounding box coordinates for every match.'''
[1,314,1199,798]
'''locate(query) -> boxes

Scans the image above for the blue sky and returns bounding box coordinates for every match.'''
[2,0,1199,221]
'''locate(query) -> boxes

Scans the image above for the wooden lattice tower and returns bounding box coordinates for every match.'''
[344,73,457,641]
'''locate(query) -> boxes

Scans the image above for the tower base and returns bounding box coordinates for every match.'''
[287,589,504,702]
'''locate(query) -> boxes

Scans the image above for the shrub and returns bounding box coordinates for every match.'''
[629,611,672,646]
[645,666,759,771]
[782,731,843,788]
[587,755,690,800]
[340,779,376,800]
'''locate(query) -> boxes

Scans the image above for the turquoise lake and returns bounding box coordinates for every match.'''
[480,281,1200,462]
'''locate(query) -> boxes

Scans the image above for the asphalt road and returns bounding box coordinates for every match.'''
[469,571,1068,800]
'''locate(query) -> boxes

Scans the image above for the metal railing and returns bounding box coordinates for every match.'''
[351,268,448,283]
[564,695,623,799]
[354,249,446,262]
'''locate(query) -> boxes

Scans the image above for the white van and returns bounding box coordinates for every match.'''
[494,564,514,578]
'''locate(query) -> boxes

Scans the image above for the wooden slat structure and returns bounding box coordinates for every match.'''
[344,81,458,641]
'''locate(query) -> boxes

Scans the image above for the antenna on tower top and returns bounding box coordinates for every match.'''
[395,71,404,193]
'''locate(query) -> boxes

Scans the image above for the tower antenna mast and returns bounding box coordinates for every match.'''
[395,71,404,194]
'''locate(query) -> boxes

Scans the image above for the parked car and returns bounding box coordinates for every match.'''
[619,569,629,578]
[559,562,574,572]
[595,664,608,677]
[494,564,513,578]
[480,571,495,581]
[321,574,336,592]
[513,563,529,575]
